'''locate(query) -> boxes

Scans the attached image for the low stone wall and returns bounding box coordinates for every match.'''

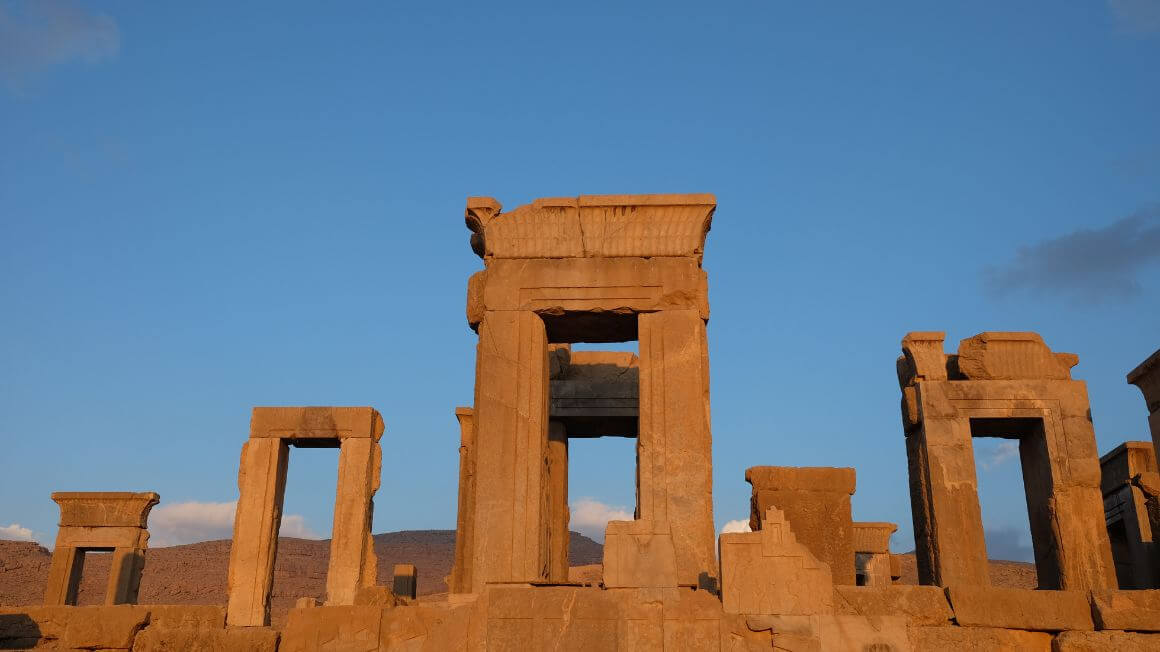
[3,585,1160,650]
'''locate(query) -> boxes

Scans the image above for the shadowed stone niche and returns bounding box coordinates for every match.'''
[226,406,385,626]
[453,194,718,593]
[44,491,159,606]
[898,331,1116,591]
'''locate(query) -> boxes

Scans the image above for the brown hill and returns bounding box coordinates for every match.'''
[1,533,1035,626]
[0,531,603,626]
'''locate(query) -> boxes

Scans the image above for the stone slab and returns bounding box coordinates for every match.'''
[59,605,150,649]
[1090,589,1160,632]
[51,492,159,528]
[1054,630,1160,651]
[833,585,952,626]
[250,406,384,441]
[280,605,383,652]
[132,626,279,652]
[911,625,1052,651]
[945,586,1093,631]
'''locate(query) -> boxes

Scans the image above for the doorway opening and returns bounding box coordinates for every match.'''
[74,549,113,606]
[970,417,1046,588]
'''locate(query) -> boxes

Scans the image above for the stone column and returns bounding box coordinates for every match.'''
[606,309,715,589]
[226,438,289,627]
[1129,349,1160,464]
[468,311,550,590]
[449,407,476,594]
[107,538,148,604]
[906,412,990,587]
[327,437,382,605]
[547,420,570,583]
[43,546,84,606]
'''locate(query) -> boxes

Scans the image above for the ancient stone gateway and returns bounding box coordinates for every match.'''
[226,406,384,626]
[44,492,159,606]
[898,331,1116,590]
[449,194,717,593]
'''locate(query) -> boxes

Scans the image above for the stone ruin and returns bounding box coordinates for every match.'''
[2,193,1160,650]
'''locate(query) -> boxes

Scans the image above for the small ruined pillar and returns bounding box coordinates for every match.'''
[1129,349,1160,464]
[44,492,159,606]
[852,522,898,587]
[449,407,476,594]
[745,467,857,585]
[547,420,570,583]
[226,407,385,627]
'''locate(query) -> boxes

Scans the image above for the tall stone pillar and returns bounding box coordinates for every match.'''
[327,437,382,605]
[449,407,476,593]
[605,309,715,589]
[905,414,990,587]
[226,438,289,626]
[547,420,570,583]
[469,310,550,590]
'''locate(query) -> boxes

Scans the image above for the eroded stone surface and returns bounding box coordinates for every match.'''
[745,466,856,585]
[1090,589,1160,632]
[944,585,1093,631]
[1054,630,1160,652]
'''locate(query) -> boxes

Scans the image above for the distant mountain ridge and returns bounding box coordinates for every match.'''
[0,530,1035,627]
[0,530,603,626]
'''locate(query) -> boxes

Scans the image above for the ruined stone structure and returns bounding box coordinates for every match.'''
[453,194,718,594]
[898,331,1116,591]
[1101,442,1160,589]
[227,407,385,626]
[44,492,158,607]
[6,193,1160,650]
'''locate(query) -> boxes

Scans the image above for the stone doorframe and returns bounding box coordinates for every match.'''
[898,332,1115,591]
[44,491,159,606]
[225,406,384,627]
[454,194,718,593]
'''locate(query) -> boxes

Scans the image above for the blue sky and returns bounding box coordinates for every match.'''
[1,1,1158,562]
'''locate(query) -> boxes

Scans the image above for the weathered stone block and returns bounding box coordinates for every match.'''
[1054,630,1160,651]
[746,466,856,585]
[280,606,383,652]
[945,586,1093,631]
[1090,589,1160,632]
[60,605,150,649]
[249,406,384,441]
[132,625,279,652]
[911,625,1052,651]
[833,585,952,626]
[720,507,833,616]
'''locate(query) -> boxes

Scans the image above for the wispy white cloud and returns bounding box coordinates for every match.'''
[0,522,36,542]
[719,519,751,534]
[0,0,120,89]
[1109,0,1160,33]
[569,498,633,542]
[980,441,1020,471]
[149,500,320,547]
